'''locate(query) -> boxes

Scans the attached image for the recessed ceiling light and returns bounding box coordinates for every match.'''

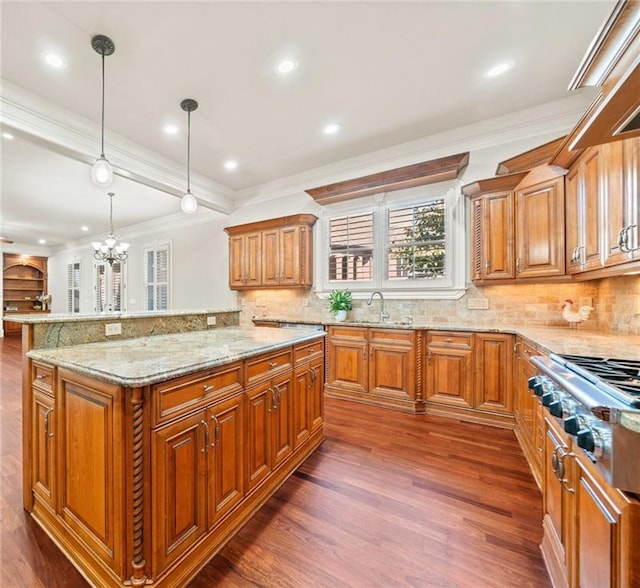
[2,132,14,140]
[163,124,179,135]
[276,58,298,74]
[484,61,514,78]
[323,123,342,135]
[224,160,238,171]
[43,52,67,69]
[38,239,46,245]
[81,226,89,232]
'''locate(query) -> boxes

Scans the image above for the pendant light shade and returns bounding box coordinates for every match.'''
[91,34,115,187]
[180,98,199,214]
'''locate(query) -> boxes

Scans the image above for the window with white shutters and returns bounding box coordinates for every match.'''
[95,261,126,312]
[328,213,374,284]
[67,261,81,313]
[143,244,171,311]
[318,183,465,298]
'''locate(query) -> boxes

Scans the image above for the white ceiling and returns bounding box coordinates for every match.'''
[0,1,615,249]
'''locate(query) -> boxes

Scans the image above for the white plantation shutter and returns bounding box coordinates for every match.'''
[328,213,374,283]
[143,244,171,311]
[67,261,81,313]
[387,199,446,281]
[95,261,126,312]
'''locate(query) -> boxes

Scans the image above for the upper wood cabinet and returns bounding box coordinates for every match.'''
[464,166,566,283]
[224,214,317,290]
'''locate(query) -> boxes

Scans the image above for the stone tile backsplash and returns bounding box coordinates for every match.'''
[239,276,640,335]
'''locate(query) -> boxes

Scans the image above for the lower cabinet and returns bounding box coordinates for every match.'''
[25,338,325,588]
[541,410,640,587]
[425,331,515,427]
[325,325,419,412]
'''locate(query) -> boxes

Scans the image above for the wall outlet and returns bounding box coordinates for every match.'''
[207,315,217,326]
[467,297,489,310]
[105,323,122,336]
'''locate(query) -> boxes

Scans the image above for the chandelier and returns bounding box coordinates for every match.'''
[92,192,129,265]
[90,34,115,186]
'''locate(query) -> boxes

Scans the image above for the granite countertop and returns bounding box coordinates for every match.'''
[252,316,640,361]
[4,308,240,324]
[27,326,324,387]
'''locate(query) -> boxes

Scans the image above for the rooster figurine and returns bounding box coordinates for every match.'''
[562,299,593,329]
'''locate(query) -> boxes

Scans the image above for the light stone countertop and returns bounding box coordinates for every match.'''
[27,327,325,387]
[5,308,240,324]
[253,317,640,361]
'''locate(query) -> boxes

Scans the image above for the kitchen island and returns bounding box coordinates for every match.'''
[19,324,325,588]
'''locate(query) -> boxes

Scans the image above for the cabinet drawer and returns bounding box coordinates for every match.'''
[518,340,541,361]
[246,349,292,386]
[32,362,54,393]
[427,332,473,349]
[294,340,324,365]
[153,363,243,424]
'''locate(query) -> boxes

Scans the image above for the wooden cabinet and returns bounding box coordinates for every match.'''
[31,362,56,512]
[3,253,49,334]
[225,214,317,290]
[515,172,566,278]
[513,339,544,488]
[470,190,515,280]
[474,333,514,414]
[541,414,574,588]
[425,332,474,409]
[228,231,261,288]
[540,408,640,588]
[325,325,419,412]
[292,340,324,450]
[464,166,565,283]
[25,336,325,588]
[565,146,605,273]
[603,137,640,268]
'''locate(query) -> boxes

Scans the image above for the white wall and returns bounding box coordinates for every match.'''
[42,98,581,316]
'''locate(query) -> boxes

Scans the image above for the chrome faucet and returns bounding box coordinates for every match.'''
[367,291,389,323]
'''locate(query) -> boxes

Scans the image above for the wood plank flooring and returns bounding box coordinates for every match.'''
[0,335,550,587]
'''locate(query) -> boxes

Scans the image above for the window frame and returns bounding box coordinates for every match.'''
[67,260,82,314]
[94,260,126,313]
[143,241,172,311]
[315,180,466,299]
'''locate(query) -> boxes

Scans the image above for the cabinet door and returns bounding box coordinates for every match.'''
[32,389,56,510]
[516,175,565,277]
[368,329,416,400]
[293,364,311,450]
[574,459,620,588]
[206,394,244,528]
[271,373,293,469]
[153,411,207,571]
[482,191,515,279]
[308,357,324,434]
[604,138,639,266]
[245,381,272,492]
[474,333,513,414]
[326,326,368,394]
[229,232,262,288]
[580,147,605,271]
[278,225,302,286]
[426,345,473,408]
[542,416,574,588]
[261,229,280,285]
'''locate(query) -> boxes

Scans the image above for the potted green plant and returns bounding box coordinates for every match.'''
[328,289,352,322]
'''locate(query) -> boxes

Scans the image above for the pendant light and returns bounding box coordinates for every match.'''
[180,98,198,214]
[92,192,129,265]
[90,34,115,187]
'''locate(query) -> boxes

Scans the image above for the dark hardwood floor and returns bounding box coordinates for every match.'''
[1,334,550,587]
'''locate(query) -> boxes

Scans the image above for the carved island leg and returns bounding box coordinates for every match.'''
[129,387,148,586]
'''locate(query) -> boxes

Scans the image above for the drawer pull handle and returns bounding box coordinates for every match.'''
[308,348,315,354]
[268,361,278,368]
[36,374,48,380]
[444,338,453,343]
[203,384,215,392]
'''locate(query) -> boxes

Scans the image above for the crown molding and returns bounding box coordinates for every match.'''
[0,80,234,214]
[233,93,595,208]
